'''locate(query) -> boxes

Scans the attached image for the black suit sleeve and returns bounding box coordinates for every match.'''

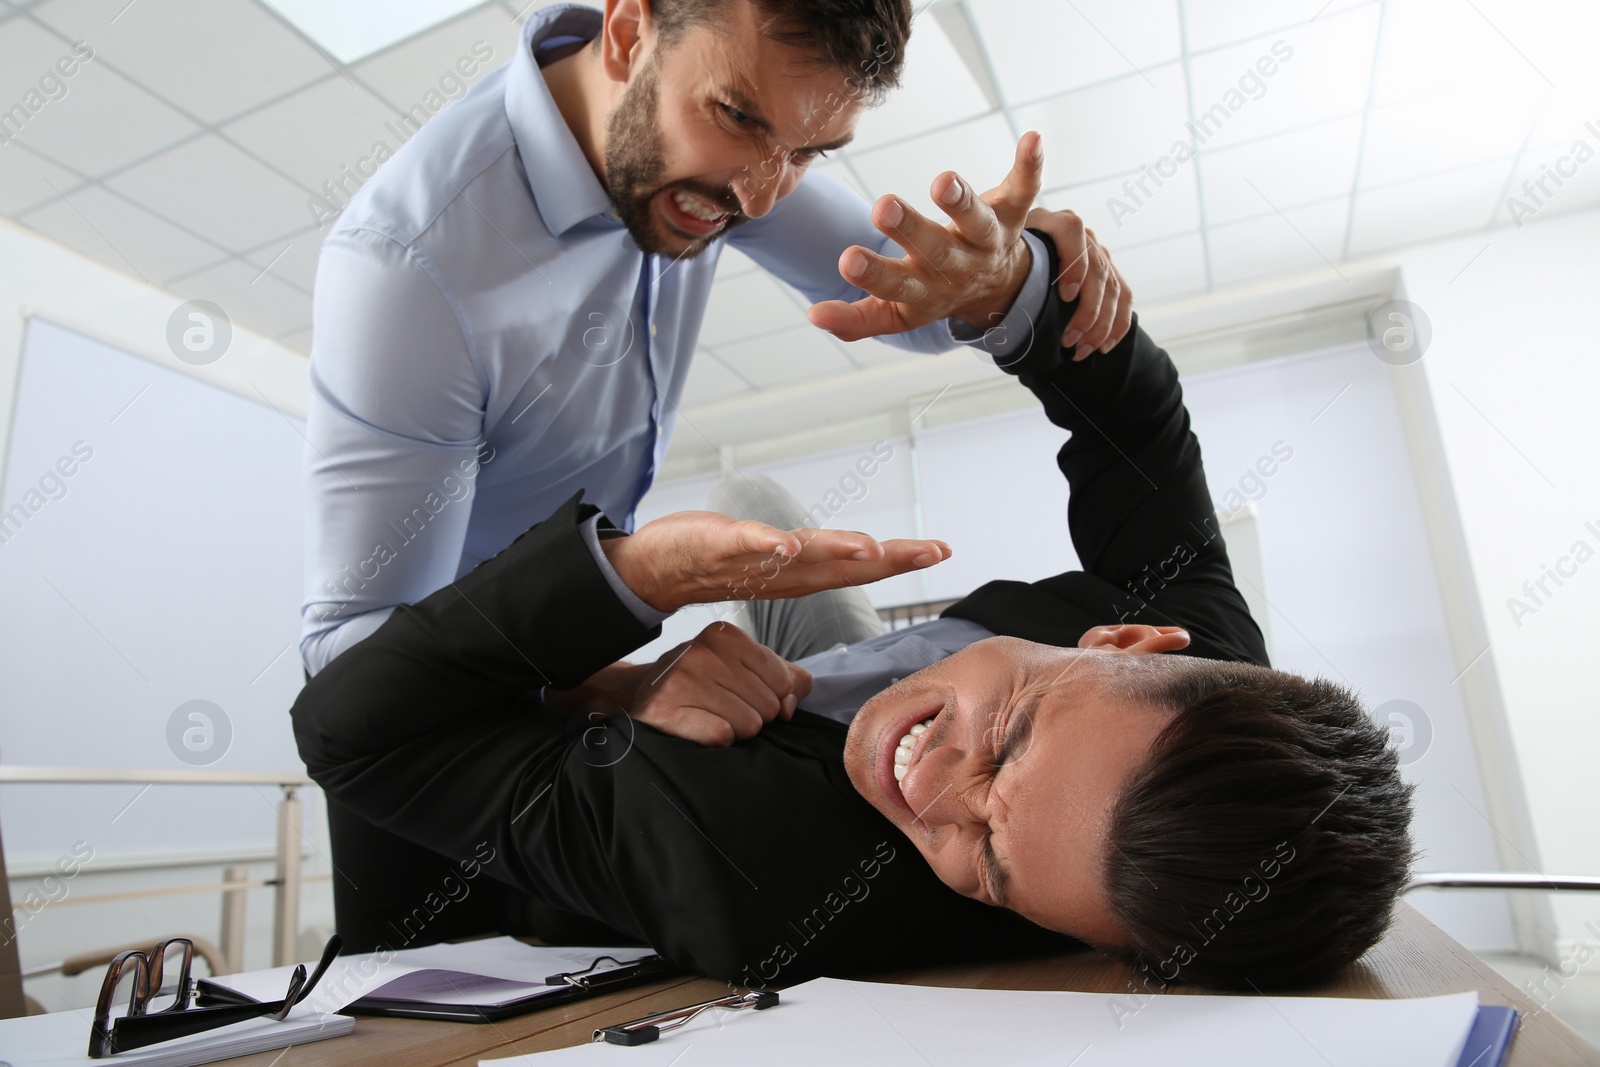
[983,229,1269,665]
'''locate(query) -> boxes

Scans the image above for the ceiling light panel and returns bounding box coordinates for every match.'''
[967,0,1182,106]
[260,0,490,65]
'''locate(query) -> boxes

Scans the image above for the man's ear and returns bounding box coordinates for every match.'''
[599,0,653,82]
[1077,624,1190,655]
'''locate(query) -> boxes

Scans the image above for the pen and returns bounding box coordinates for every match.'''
[593,990,780,1046]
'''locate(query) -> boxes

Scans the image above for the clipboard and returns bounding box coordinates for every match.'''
[198,950,681,1025]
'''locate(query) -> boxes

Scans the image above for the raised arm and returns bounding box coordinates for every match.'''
[998,225,1268,664]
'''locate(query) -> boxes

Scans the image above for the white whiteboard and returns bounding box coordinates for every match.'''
[0,318,307,863]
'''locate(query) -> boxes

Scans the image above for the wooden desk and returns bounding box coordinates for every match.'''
[212,904,1599,1067]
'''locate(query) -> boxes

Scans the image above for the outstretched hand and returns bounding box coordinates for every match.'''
[600,510,951,613]
[806,133,1045,341]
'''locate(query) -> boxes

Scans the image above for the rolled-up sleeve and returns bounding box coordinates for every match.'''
[301,227,488,676]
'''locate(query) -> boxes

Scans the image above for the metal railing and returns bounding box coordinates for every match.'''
[1,766,315,967]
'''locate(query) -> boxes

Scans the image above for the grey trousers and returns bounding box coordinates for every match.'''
[706,473,888,662]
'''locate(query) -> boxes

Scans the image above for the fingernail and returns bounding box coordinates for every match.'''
[881,198,904,226]
[941,176,964,205]
[783,693,797,714]
[913,552,937,567]
[1062,283,1081,301]
[1063,330,1083,347]
[1075,343,1094,361]
[1031,135,1045,161]
[852,549,872,561]
[843,250,867,277]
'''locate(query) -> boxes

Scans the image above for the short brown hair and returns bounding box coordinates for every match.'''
[1102,659,1417,989]
[651,0,912,102]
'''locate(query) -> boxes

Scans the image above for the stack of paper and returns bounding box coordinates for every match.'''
[482,977,1484,1067]
[0,1004,351,1067]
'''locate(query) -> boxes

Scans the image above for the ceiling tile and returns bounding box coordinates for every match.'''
[1360,90,1540,188]
[18,183,224,282]
[243,227,324,293]
[1207,196,1350,287]
[967,0,1182,106]
[33,0,334,125]
[352,4,524,113]
[0,17,197,174]
[1198,115,1363,225]
[222,76,400,191]
[1490,147,1600,228]
[848,112,1020,223]
[172,257,314,339]
[1347,157,1512,255]
[105,134,312,251]
[713,323,854,390]
[806,159,871,203]
[699,267,808,347]
[1184,0,1374,54]
[1524,97,1600,155]
[713,242,760,280]
[0,140,83,214]
[849,14,990,152]
[681,349,754,407]
[1374,0,1553,109]
[1046,163,1202,247]
[1185,6,1378,152]
[1010,64,1190,190]
[1101,230,1209,302]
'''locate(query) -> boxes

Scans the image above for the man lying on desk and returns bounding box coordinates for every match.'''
[291,229,1416,994]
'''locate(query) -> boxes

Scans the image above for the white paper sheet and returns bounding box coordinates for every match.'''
[0,1004,351,1067]
[481,977,1481,1067]
[206,938,652,1013]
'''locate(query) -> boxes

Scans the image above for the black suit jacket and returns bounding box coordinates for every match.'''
[290,234,1268,987]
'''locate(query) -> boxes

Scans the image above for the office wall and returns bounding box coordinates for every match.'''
[0,218,332,1008]
[1390,209,1600,958]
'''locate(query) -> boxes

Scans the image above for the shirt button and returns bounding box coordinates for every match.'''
[649,322,658,337]
[656,425,664,438]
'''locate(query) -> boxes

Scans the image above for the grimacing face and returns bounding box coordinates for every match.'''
[842,626,1193,948]
[599,0,867,258]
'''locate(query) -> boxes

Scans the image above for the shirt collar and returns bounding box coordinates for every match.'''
[504,4,619,236]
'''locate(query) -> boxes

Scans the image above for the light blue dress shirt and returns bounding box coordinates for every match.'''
[301,4,1045,675]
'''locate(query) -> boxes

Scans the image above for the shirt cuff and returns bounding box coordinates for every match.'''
[580,514,673,628]
[947,229,1049,367]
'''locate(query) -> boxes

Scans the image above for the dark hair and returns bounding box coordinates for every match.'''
[650,0,911,101]
[1101,659,1417,989]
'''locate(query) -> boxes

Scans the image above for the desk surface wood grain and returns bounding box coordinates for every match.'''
[209,904,1598,1067]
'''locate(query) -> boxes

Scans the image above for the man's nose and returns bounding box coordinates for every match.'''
[734,161,784,219]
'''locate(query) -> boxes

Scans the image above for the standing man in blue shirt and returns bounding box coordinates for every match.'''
[301,0,1131,676]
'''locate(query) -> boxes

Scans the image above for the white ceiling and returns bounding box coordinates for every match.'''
[1,0,1597,416]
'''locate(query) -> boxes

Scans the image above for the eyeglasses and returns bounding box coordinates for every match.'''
[88,934,342,1058]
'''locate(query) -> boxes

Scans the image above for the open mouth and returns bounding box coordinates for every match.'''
[657,187,734,237]
[876,698,944,816]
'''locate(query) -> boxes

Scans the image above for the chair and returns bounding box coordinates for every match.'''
[0,815,228,1019]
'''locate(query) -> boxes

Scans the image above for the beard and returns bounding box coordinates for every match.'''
[603,54,748,259]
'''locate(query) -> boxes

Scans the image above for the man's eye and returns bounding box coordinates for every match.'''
[794,147,830,162]
[721,103,752,126]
